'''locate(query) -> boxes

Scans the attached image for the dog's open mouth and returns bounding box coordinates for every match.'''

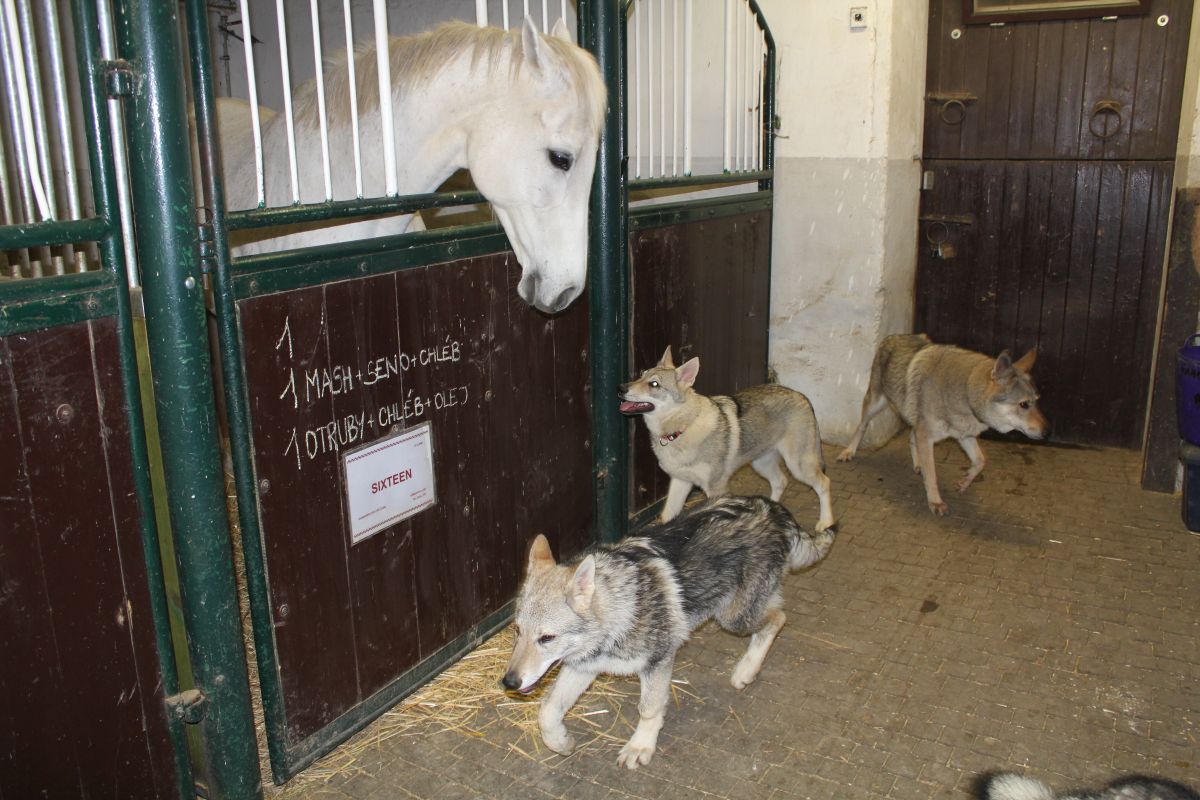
[619,400,654,415]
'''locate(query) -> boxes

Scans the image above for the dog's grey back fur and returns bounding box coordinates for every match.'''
[974,772,1200,800]
[560,496,832,671]
[731,385,823,467]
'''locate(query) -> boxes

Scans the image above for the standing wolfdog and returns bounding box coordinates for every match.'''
[837,334,1047,516]
[501,495,835,770]
[618,346,835,532]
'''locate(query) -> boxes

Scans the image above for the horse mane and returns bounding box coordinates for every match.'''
[293,21,606,138]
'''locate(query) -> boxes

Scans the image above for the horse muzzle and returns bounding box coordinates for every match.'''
[518,271,581,314]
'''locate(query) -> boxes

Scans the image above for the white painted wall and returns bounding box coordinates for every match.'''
[759,0,928,447]
[1174,8,1200,186]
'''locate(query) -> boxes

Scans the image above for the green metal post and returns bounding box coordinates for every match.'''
[181,0,293,783]
[66,1,196,797]
[116,2,260,798]
[582,0,629,544]
[747,0,776,191]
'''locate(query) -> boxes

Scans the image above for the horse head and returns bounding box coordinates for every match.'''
[465,18,606,314]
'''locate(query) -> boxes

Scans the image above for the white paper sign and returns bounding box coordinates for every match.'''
[343,422,436,544]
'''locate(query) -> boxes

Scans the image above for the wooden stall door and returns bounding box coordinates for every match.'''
[916,0,1192,447]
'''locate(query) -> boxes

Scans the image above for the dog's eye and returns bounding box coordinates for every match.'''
[649,380,660,389]
[1019,401,1031,410]
[537,634,557,645]
[548,150,573,172]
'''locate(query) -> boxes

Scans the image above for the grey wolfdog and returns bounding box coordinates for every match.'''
[837,333,1048,516]
[618,346,835,533]
[973,772,1200,800]
[501,495,835,770]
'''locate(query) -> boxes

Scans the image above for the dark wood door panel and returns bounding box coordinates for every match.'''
[0,319,178,798]
[915,160,1173,447]
[629,211,772,513]
[925,0,1192,161]
[238,254,592,743]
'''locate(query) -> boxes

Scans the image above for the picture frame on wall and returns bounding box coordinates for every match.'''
[962,0,1151,24]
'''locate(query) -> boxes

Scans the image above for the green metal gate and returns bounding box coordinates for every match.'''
[0,1,773,797]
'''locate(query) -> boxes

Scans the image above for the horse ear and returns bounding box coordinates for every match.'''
[521,15,547,70]
[677,358,700,388]
[550,17,572,43]
[658,346,674,368]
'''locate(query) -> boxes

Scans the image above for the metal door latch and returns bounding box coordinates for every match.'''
[103,60,137,98]
[165,689,207,725]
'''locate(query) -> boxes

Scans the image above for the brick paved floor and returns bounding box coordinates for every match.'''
[283,436,1199,799]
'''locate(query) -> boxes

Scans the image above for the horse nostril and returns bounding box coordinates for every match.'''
[547,285,578,314]
[518,272,541,306]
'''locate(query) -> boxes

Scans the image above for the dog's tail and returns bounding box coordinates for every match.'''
[970,773,1055,800]
[787,526,835,570]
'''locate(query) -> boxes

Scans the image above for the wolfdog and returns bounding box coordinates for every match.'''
[501,495,834,769]
[837,333,1047,516]
[973,772,1200,800]
[618,346,835,532]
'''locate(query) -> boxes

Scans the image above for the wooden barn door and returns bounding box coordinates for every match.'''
[916,0,1192,447]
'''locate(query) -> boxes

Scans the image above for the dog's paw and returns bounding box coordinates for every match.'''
[956,476,974,493]
[835,448,855,463]
[928,500,949,516]
[731,668,757,691]
[617,741,656,770]
[542,729,576,756]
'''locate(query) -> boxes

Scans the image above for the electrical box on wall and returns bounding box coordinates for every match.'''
[849,6,868,30]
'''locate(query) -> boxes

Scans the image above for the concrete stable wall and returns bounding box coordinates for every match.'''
[760,1,928,448]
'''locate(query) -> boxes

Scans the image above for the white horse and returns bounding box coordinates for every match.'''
[218,17,606,314]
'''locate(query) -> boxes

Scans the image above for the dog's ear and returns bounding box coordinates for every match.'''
[1013,347,1037,373]
[658,346,675,368]
[991,351,1014,384]
[566,556,596,613]
[676,357,700,388]
[527,534,556,575]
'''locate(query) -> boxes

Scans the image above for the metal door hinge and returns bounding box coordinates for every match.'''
[103,60,137,98]
[165,688,207,725]
[197,221,216,274]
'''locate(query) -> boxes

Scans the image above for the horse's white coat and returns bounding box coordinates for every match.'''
[219,18,606,314]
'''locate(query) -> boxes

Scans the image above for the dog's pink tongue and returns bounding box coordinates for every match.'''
[619,401,639,413]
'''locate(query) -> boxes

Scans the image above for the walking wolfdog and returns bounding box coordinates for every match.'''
[501,495,835,769]
[618,347,835,532]
[837,334,1047,516]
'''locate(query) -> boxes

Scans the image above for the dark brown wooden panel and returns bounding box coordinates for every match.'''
[0,318,177,799]
[914,160,1172,448]
[237,253,592,746]
[628,210,772,515]
[924,0,1192,161]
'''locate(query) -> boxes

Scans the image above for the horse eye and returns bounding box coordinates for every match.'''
[537,634,557,645]
[548,149,573,172]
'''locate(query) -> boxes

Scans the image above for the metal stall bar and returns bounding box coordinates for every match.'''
[116,1,260,798]
[749,0,774,190]
[183,0,289,782]
[343,0,363,197]
[62,1,194,796]
[582,0,628,544]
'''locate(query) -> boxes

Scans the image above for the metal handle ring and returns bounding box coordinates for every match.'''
[1089,100,1123,140]
[925,221,950,246]
[939,98,967,126]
